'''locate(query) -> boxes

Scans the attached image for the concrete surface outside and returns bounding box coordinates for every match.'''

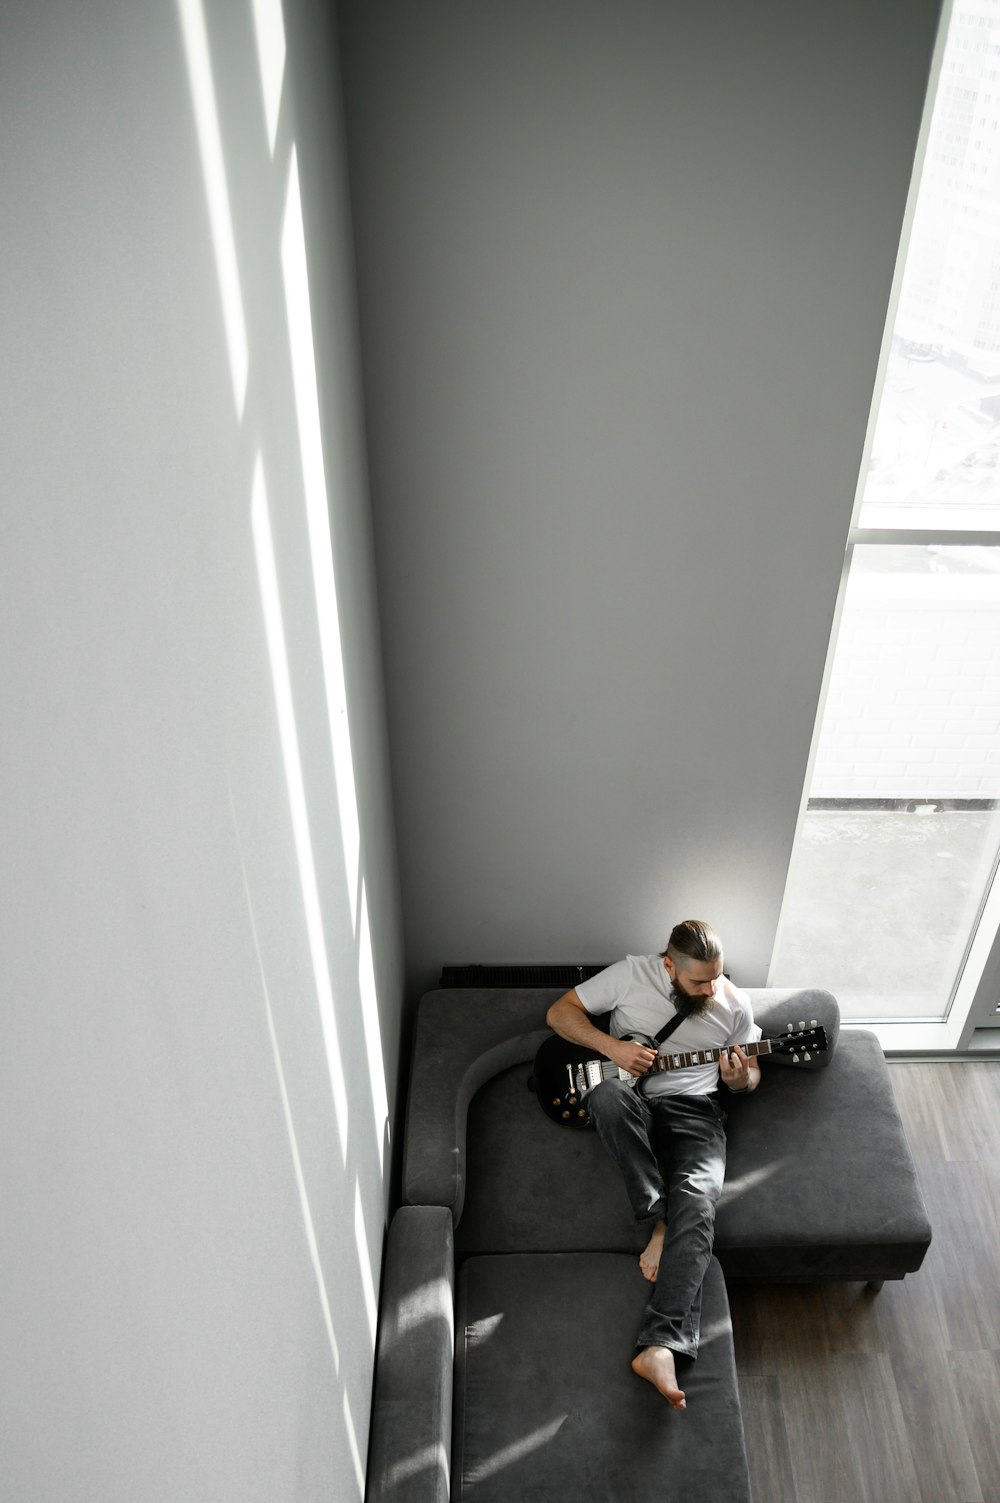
[771,804,1000,1021]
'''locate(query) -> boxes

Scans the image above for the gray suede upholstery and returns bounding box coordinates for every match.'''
[402,990,555,1220]
[366,1206,455,1503]
[454,1253,748,1503]
[406,986,930,1283]
[368,985,931,1501]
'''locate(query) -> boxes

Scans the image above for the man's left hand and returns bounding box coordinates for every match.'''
[719,1044,751,1092]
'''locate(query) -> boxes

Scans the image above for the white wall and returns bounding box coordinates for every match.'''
[0,2,401,1499]
[338,0,943,993]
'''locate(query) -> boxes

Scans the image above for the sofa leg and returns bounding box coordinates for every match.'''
[866,1279,884,1293]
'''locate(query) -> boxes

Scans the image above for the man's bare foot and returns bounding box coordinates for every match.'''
[639,1220,666,1283]
[631,1346,686,1410]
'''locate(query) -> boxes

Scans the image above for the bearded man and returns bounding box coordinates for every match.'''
[545,919,761,1410]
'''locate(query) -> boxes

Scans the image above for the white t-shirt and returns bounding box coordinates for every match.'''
[575,953,761,1098]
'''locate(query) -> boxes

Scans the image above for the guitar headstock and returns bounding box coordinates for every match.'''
[768,1022,828,1063]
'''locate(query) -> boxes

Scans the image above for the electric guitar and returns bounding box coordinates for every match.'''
[532,1023,827,1127]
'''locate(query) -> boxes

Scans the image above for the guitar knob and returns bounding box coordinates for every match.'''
[568,1096,578,1106]
[552,1098,562,1107]
[577,1109,587,1118]
[561,1110,571,1119]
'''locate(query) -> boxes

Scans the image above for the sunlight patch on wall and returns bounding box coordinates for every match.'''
[229,791,342,1378]
[358,881,390,1171]
[251,454,350,1162]
[250,0,286,155]
[176,0,249,418]
[354,1180,378,1349]
[342,1388,366,1498]
[281,148,363,929]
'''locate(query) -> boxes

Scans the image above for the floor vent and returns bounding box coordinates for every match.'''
[439,963,609,988]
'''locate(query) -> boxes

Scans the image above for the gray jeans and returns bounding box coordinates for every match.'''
[586,1078,727,1359]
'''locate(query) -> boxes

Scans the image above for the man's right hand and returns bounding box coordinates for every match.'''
[608,1037,659,1076]
[545,993,659,1079]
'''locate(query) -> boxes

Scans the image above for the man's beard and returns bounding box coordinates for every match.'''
[671,982,713,1018]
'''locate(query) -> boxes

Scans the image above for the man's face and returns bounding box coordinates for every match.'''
[664,954,723,1008]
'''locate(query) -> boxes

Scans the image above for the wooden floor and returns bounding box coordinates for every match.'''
[728,1062,1000,1503]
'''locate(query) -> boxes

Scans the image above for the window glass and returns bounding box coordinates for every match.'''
[859,0,1000,531]
[771,546,1000,1021]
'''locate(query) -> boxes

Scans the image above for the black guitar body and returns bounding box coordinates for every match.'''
[531,1033,656,1128]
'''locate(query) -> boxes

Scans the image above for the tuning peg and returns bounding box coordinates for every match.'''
[803,1052,811,1061]
[810,1018,817,1026]
[798,1019,805,1028]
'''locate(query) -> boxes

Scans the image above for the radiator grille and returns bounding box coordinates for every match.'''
[439,963,609,988]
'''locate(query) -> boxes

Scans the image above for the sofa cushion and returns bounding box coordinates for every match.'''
[454,1252,749,1503]
[403,989,558,1220]
[453,1029,930,1283]
[717,1030,931,1281]
[403,987,839,1220]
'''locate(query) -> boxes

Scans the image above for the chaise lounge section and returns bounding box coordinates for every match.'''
[365,985,931,1501]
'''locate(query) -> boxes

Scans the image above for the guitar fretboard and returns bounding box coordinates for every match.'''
[581,1037,776,1092]
[650,1037,774,1074]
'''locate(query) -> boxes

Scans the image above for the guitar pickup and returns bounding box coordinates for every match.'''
[581,1061,603,1092]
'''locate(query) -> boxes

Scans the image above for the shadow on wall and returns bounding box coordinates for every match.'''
[176,0,398,1489]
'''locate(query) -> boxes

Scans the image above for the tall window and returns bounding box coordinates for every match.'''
[770,0,1000,1038]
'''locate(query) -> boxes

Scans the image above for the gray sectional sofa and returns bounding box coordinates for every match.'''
[366,986,932,1502]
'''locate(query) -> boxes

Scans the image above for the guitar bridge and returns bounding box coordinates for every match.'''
[581,1061,603,1092]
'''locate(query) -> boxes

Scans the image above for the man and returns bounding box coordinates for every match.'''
[545,919,761,1411]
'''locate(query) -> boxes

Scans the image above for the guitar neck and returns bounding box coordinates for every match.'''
[652,1037,773,1074]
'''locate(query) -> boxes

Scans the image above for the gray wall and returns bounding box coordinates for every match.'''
[339,0,943,996]
[1,2,401,1498]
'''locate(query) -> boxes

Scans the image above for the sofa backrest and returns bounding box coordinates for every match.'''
[403,986,840,1233]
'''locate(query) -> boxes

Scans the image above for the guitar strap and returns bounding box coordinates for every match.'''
[628,1007,688,1102]
[653,1008,687,1047]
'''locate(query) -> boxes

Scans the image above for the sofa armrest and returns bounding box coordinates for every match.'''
[366,1207,455,1503]
[403,989,558,1218]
